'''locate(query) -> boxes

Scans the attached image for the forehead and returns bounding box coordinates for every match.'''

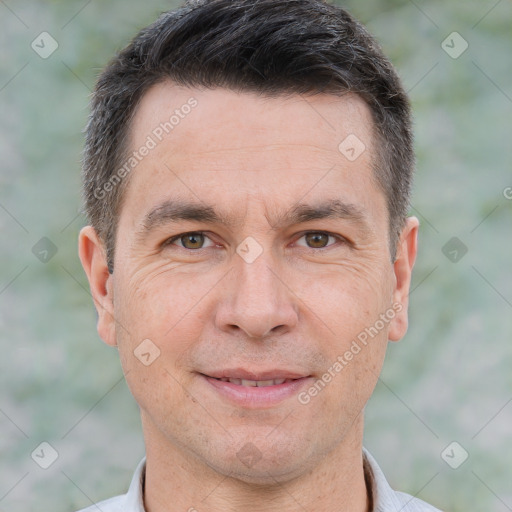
[129,83,374,153]
[119,83,384,232]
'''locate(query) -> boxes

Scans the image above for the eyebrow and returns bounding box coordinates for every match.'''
[134,197,370,243]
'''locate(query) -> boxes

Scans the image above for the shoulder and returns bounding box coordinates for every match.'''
[73,457,146,512]
[363,447,443,512]
[390,490,443,512]
[74,494,124,512]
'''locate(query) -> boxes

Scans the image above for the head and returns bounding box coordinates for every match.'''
[79,0,418,486]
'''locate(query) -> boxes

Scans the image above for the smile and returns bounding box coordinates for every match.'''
[211,377,297,387]
[200,372,313,408]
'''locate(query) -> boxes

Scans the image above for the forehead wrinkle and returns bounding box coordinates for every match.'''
[133,197,244,246]
[133,194,372,247]
[142,200,240,230]
[266,198,371,234]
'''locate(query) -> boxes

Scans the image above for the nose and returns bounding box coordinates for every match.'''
[214,246,299,339]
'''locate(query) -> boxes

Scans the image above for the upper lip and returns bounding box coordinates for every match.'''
[202,368,310,380]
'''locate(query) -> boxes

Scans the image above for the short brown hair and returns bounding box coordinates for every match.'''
[82,0,414,273]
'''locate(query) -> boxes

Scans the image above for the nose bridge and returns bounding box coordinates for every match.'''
[238,244,279,306]
[216,237,298,338]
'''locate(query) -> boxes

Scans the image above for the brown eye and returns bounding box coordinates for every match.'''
[166,232,214,250]
[304,232,331,248]
[180,233,205,249]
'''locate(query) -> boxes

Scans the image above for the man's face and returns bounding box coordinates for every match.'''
[80,84,417,483]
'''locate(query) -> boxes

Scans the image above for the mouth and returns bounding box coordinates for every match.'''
[209,377,298,387]
[199,370,313,408]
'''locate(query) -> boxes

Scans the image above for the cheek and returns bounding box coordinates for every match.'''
[113,272,202,415]
[314,325,388,426]
[122,361,196,438]
[298,263,392,408]
[112,268,213,400]
[115,264,215,341]
[301,261,393,335]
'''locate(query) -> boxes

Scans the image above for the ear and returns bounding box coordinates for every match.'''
[388,216,419,342]
[78,226,117,347]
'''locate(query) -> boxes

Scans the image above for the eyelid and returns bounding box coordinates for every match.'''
[163,231,215,249]
[293,231,346,249]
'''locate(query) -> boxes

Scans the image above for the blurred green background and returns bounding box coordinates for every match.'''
[1,1,511,511]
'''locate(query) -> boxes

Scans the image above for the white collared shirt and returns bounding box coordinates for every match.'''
[75,448,442,511]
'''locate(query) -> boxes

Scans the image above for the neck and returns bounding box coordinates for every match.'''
[142,414,370,512]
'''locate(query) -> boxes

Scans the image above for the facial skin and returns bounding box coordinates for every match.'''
[79,84,418,512]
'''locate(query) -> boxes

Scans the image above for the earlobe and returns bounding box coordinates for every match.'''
[388,216,419,342]
[78,226,117,347]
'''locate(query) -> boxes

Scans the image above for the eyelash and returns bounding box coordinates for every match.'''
[162,231,347,251]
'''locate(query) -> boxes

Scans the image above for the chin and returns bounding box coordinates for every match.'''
[202,437,314,486]
[213,458,306,487]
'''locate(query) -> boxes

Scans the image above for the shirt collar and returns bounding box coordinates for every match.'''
[362,447,438,511]
[124,456,146,512]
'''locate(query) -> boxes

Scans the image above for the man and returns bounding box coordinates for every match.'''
[77,0,442,510]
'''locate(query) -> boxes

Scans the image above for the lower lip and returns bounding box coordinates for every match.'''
[202,375,313,408]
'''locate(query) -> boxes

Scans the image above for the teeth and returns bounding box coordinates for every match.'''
[256,379,275,387]
[219,377,293,387]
